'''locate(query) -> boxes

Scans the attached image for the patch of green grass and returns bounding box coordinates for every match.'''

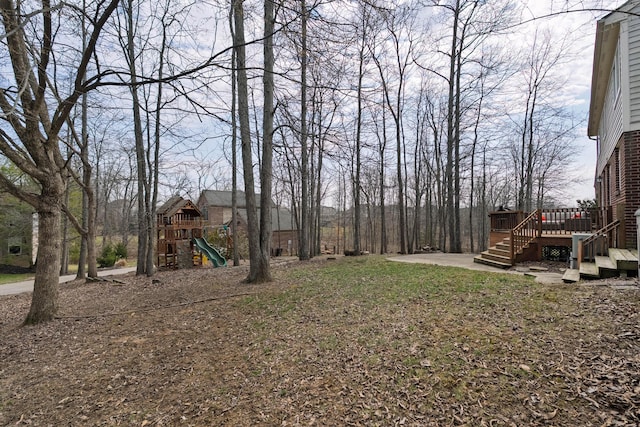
[233,256,573,407]
[287,255,533,304]
[0,273,33,285]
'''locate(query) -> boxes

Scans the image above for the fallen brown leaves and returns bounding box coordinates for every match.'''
[0,256,638,426]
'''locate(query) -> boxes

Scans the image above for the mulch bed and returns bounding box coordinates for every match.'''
[0,264,35,275]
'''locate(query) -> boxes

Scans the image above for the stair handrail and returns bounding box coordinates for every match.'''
[510,209,542,265]
[579,219,620,262]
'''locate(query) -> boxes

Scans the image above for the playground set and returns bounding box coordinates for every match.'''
[156,196,227,269]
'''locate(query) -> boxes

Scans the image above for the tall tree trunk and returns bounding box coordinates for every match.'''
[25,183,64,324]
[234,0,262,282]
[395,88,406,255]
[145,7,170,277]
[82,84,98,278]
[353,9,366,255]
[77,3,90,278]
[258,0,275,282]
[308,96,317,256]
[314,104,324,257]
[446,0,459,253]
[60,142,71,275]
[480,147,487,251]
[60,189,69,275]
[452,28,463,253]
[468,81,484,253]
[122,0,148,275]
[299,0,310,261]
[379,95,388,254]
[525,85,538,212]
[229,2,240,267]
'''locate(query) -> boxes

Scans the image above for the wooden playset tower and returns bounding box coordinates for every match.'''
[156,196,204,269]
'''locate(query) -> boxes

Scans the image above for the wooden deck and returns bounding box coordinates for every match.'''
[478,207,637,281]
[477,207,615,268]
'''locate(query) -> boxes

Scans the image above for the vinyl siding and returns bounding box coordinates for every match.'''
[629,14,640,124]
[598,66,624,175]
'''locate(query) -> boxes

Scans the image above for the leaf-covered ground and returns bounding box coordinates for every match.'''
[0,256,638,426]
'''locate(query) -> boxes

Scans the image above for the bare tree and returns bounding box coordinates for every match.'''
[298,0,311,261]
[232,0,274,282]
[512,28,570,212]
[0,0,120,323]
[370,4,417,255]
[258,0,276,281]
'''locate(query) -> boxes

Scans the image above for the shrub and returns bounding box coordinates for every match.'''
[114,242,128,260]
[97,243,117,268]
[69,241,80,264]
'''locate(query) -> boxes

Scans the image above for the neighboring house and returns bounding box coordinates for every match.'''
[0,196,34,268]
[588,0,640,249]
[198,190,299,255]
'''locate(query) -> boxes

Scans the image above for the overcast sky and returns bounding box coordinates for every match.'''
[525,0,624,203]
[163,0,625,205]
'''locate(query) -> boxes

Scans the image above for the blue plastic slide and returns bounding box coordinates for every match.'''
[193,237,227,267]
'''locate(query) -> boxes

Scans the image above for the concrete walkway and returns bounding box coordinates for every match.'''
[387,253,565,284]
[0,267,138,296]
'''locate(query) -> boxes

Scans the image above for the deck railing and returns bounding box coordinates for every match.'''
[492,207,608,235]
[510,209,541,265]
[490,206,616,265]
[158,218,204,228]
[579,219,621,262]
[490,210,524,231]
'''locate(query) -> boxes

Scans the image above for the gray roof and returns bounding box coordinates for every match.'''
[236,206,296,232]
[199,190,260,209]
[200,190,297,231]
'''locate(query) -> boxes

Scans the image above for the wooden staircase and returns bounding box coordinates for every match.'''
[474,210,542,268]
[563,248,638,282]
[474,238,513,269]
[478,207,633,277]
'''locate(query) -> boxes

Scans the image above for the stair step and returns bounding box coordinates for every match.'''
[478,251,511,264]
[488,247,510,257]
[562,269,580,283]
[579,261,600,279]
[496,243,510,251]
[473,255,512,269]
[595,255,617,271]
[595,256,619,278]
[608,248,638,271]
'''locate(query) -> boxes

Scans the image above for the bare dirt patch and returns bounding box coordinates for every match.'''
[0,256,638,426]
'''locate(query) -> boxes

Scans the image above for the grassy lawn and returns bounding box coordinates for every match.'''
[0,273,34,285]
[0,255,637,425]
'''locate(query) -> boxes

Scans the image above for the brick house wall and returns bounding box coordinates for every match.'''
[600,130,640,249]
[210,207,226,226]
[272,230,299,256]
[622,130,640,248]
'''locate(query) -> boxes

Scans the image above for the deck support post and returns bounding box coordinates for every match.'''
[617,204,627,249]
[509,228,515,265]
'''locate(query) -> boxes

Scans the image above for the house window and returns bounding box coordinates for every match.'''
[605,165,611,205]
[612,43,621,98]
[7,237,21,255]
